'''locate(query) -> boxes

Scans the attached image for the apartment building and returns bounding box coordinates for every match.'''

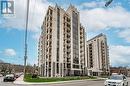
[86,33,110,76]
[38,5,86,77]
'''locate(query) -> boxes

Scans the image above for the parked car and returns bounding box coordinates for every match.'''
[3,74,15,82]
[104,74,128,86]
[14,74,19,78]
[14,73,21,78]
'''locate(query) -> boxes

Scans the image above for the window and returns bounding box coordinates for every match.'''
[50,9,53,15]
[50,35,52,39]
[50,22,52,27]
[57,63,59,73]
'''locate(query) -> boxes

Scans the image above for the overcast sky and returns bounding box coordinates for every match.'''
[0,0,130,67]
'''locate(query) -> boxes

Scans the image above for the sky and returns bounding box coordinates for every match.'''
[0,0,130,67]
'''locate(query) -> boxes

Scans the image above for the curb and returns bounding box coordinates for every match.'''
[14,75,105,85]
[14,80,84,85]
[14,79,104,85]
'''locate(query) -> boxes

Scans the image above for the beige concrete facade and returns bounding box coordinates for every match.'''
[38,5,110,77]
[38,5,86,77]
[86,34,110,76]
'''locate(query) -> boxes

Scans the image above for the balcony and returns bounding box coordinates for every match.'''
[80,41,83,44]
[67,28,71,33]
[80,49,83,53]
[80,35,83,38]
[67,50,71,54]
[67,39,71,43]
[67,57,71,62]
[67,33,71,38]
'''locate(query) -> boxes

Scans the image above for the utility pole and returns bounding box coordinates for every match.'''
[24,0,30,76]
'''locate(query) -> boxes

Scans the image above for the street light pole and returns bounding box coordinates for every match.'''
[24,0,30,76]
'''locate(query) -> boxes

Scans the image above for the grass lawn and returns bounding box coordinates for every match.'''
[24,74,97,82]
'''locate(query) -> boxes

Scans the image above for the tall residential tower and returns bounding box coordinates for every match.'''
[38,5,86,77]
[86,34,110,76]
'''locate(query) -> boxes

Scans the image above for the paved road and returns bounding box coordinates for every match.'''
[0,77,130,86]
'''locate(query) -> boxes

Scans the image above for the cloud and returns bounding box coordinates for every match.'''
[79,1,122,9]
[32,32,40,41]
[80,6,130,32]
[3,49,16,57]
[118,28,130,43]
[81,1,105,8]
[80,4,130,43]
[0,0,52,32]
[109,45,130,66]
[0,59,4,63]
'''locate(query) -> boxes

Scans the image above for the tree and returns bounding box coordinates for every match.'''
[1,65,7,75]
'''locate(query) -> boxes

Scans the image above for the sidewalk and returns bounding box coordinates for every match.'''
[14,75,105,85]
[13,75,30,84]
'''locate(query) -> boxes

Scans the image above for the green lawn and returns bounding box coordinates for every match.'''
[24,74,96,82]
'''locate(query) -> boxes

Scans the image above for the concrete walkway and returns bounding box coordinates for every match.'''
[14,75,105,85]
[14,75,29,84]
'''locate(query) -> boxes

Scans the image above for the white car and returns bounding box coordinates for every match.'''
[104,74,128,86]
[3,74,15,82]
